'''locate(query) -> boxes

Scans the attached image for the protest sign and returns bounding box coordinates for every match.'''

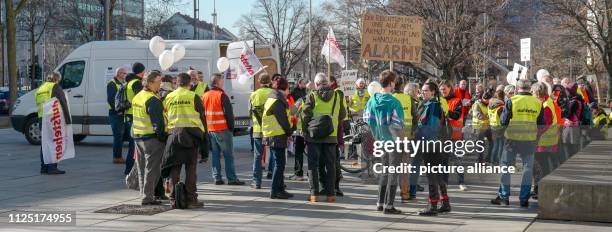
[361,14,424,63]
[41,97,75,164]
[340,70,358,96]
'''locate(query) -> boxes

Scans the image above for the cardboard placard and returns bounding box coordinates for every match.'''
[361,14,424,63]
[340,70,358,96]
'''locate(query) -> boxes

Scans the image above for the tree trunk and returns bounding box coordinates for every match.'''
[607,62,612,100]
[0,23,4,87]
[5,3,18,112]
[30,24,36,88]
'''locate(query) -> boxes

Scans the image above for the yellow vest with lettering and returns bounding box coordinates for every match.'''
[35,82,55,117]
[164,87,205,132]
[132,91,157,135]
[538,98,559,147]
[504,94,542,141]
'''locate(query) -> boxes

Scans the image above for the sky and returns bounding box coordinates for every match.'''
[179,0,326,36]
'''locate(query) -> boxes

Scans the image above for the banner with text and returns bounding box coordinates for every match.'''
[340,70,358,96]
[361,14,424,63]
[41,97,75,164]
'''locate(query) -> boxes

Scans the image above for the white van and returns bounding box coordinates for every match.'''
[10,40,280,145]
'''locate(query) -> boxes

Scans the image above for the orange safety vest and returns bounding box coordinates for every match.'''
[446,96,463,140]
[202,89,228,132]
[580,87,590,104]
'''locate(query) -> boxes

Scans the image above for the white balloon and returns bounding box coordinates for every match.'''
[238,74,250,85]
[217,57,230,72]
[536,69,550,82]
[171,44,185,62]
[149,36,166,57]
[367,81,382,96]
[506,71,518,86]
[158,50,174,71]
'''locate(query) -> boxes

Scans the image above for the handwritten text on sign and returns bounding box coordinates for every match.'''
[361,14,423,63]
[340,70,358,96]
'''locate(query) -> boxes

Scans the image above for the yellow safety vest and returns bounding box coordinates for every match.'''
[296,100,304,130]
[164,87,205,132]
[313,92,340,137]
[538,98,559,147]
[439,96,449,116]
[249,87,273,134]
[108,79,121,109]
[488,106,502,127]
[593,113,609,140]
[335,89,349,121]
[131,91,158,135]
[125,78,140,115]
[35,82,56,118]
[349,91,369,113]
[504,94,542,141]
[471,100,489,130]
[392,93,413,138]
[262,98,291,138]
[193,82,208,96]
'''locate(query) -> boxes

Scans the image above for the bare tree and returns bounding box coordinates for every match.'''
[236,0,309,77]
[4,0,29,109]
[542,0,612,97]
[140,0,184,39]
[18,0,53,88]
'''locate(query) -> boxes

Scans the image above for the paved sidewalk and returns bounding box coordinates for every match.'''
[0,129,609,231]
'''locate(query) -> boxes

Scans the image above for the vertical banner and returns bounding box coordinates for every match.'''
[41,97,75,164]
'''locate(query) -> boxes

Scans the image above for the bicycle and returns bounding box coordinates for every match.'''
[340,118,377,176]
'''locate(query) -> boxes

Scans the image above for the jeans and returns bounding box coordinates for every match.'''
[109,112,125,159]
[490,136,505,165]
[38,118,58,171]
[270,147,287,193]
[252,138,264,185]
[124,115,135,175]
[498,140,536,202]
[294,136,305,176]
[267,151,275,176]
[209,130,238,181]
[409,153,422,196]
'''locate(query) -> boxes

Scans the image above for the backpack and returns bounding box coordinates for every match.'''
[308,92,337,139]
[174,182,188,209]
[114,84,131,115]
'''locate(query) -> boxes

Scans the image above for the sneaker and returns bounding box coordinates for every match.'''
[214,180,225,185]
[113,157,126,164]
[142,200,162,206]
[290,175,306,181]
[490,196,509,206]
[520,200,529,208]
[438,199,451,213]
[376,206,383,211]
[227,180,245,185]
[250,182,261,189]
[419,203,438,216]
[459,184,468,191]
[45,169,66,175]
[417,185,425,192]
[383,207,402,215]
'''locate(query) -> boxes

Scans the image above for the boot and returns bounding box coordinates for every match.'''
[438,199,451,213]
[307,195,319,202]
[326,195,336,202]
[419,202,438,216]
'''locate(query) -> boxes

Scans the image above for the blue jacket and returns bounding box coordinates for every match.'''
[415,98,444,140]
[364,92,404,142]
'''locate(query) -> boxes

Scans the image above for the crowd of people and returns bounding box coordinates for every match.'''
[33,61,610,213]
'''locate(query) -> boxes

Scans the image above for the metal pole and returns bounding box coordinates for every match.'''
[345,6,349,70]
[193,0,199,40]
[308,0,312,80]
[104,0,111,40]
[569,58,573,80]
[212,0,217,40]
[389,61,394,71]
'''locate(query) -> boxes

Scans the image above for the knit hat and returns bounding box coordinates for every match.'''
[132,62,145,74]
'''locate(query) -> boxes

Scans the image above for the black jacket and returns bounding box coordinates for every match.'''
[125,73,143,95]
[290,87,307,101]
[264,89,294,148]
[106,78,121,113]
[161,127,203,178]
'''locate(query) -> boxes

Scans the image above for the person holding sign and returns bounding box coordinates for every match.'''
[36,72,71,175]
[348,78,370,118]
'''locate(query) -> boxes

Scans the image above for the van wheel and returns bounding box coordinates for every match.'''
[73,135,87,143]
[24,117,41,145]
